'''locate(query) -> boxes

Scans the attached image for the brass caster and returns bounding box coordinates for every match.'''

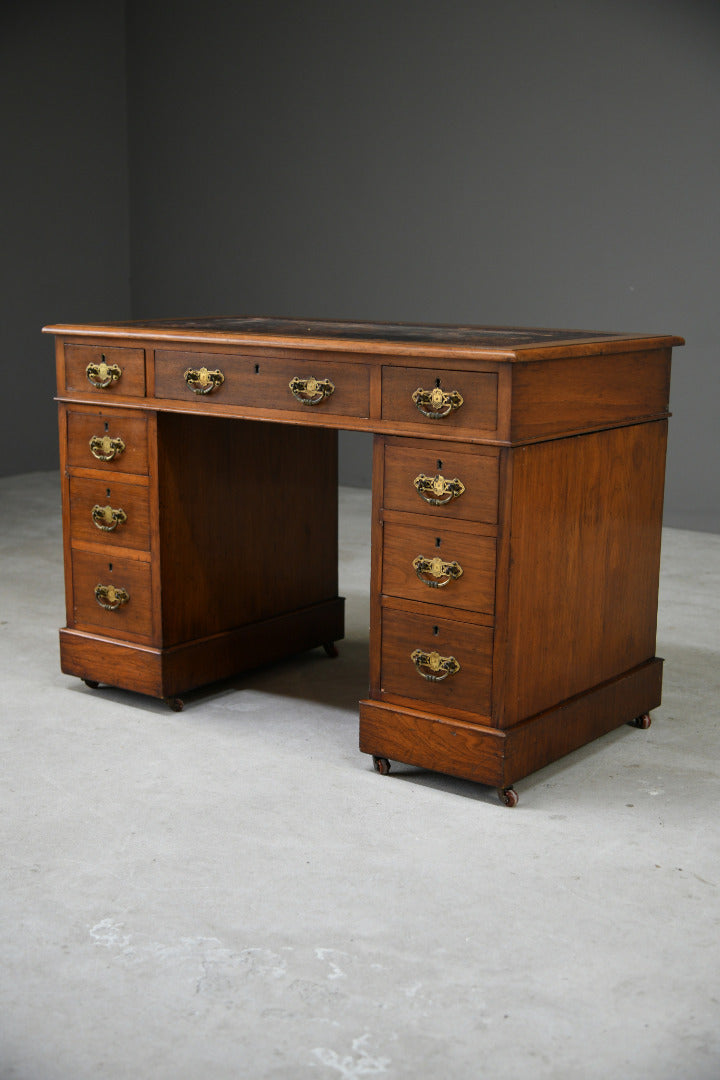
[629,713,651,729]
[373,756,391,776]
[323,641,339,658]
[83,679,100,689]
[498,787,519,807]
[165,697,184,712]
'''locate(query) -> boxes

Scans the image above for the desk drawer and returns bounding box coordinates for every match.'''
[382,366,498,433]
[71,549,153,640]
[383,441,499,524]
[383,522,495,614]
[64,344,146,397]
[66,409,149,475]
[68,476,150,551]
[155,350,371,418]
[381,608,493,717]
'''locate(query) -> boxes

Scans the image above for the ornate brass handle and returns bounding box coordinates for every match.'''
[94,583,129,610]
[183,367,225,394]
[412,386,464,418]
[288,376,335,405]
[89,434,126,461]
[413,472,465,506]
[86,361,122,388]
[91,504,127,532]
[412,554,464,588]
[410,649,461,682]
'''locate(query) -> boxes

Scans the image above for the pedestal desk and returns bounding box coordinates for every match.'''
[45,317,683,805]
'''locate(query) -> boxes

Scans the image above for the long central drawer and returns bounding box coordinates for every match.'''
[154,350,371,418]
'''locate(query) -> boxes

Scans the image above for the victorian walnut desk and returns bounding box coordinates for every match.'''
[44,317,683,805]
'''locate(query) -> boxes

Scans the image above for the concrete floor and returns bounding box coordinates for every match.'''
[1,471,719,1080]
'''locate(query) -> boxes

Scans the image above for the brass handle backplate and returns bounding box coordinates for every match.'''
[289,376,335,405]
[411,649,461,682]
[183,367,225,394]
[414,472,465,506]
[412,386,464,418]
[89,435,126,461]
[86,361,122,388]
[91,504,127,532]
[412,554,464,588]
[94,584,129,610]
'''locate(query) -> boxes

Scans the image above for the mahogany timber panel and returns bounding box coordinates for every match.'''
[382,521,496,615]
[154,349,371,418]
[381,366,498,433]
[64,343,146,397]
[383,439,499,524]
[156,414,340,646]
[70,548,153,641]
[359,700,506,786]
[509,349,671,441]
[380,608,493,717]
[499,422,668,727]
[60,629,166,698]
[68,475,150,552]
[66,408,150,475]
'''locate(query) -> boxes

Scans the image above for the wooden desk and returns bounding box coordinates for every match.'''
[45,316,683,804]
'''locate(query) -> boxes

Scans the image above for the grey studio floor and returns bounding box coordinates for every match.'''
[1,472,719,1080]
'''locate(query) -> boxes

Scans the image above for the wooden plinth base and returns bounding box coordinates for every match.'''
[359,658,663,790]
[60,597,345,700]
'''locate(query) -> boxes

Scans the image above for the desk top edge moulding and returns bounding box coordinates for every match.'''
[43,314,684,360]
[47,315,683,805]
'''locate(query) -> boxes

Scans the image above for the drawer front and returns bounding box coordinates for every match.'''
[381,609,493,716]
[155,350,371,418]
[71,549,153,639]
[383,442,499,524]
[383,522,495,614]
[66,410,149,475]
[382,366,498,432]
[64,344,146,397]
[68,476,151,551]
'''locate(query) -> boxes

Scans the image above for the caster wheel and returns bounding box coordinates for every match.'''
[629,713,651,729]
[83,679,100,690]
[373,756,391,776]
[498,787,519,807]
[165,697,184,712]
[323,642,339,658]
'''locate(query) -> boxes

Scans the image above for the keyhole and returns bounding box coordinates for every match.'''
[435,377,441,388]
[106,488,111,498]
[254,363,260,374]
[437,459,443,470]
[104,421,109,432]
[108,563,113,572]
[101,353,106,362]
[435,537,442,548]
[433,625,439,636]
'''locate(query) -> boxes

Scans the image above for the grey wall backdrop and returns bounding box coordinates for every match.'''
[2,0,718,531]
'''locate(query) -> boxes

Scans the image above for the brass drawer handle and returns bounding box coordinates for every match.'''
[414,472,465,506]
[94,583,129,610]
[412,386,464,418]
[183,367,225,394]
[91,504,127,532]
[411,648,460,682]
[86,360,122,388]
[412,554,463,588]
[89,434,126,461]
[289,376,335,405]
